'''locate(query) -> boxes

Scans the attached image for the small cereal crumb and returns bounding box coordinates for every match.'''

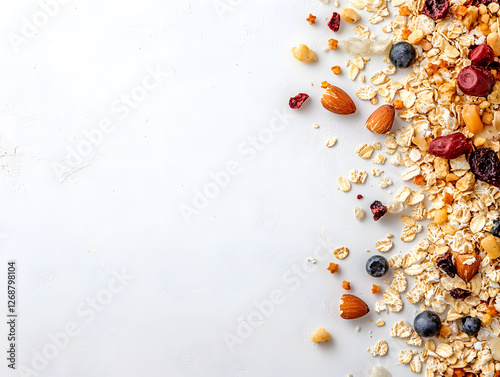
[354,207,365,221]
[349,169,368,184]
[387,234,393,238]
[313,123,320,129]
[307,257,317,264]
[326,137,337,147]
[375,320,385,327]
[368,339,388,356]
[383,279,390,284]
[372,154,386,164]
[331,65,342,75]
[378,176,393,189]
[371,168,382,177]
[342,280,351,290]
[372,284,381,294]
[338,177,351,192]
[328,38,338,50]
[333,246,349,259]
[306,14,316,25]
[373,142,381,150]
[327,262,339,273]
[311,327,331,343]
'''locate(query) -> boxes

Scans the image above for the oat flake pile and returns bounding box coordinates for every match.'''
[293,0,500,376]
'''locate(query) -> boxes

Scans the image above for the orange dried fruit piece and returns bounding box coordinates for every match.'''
[327,262,339,273]
[342,281,351,290]
[306,14,316,25]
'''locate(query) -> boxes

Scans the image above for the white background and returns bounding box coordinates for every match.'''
[0,0,424,376]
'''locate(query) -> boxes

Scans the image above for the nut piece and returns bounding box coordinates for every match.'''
[339,294,370,319]
[311,327,331,343]
[341,8,360,23]
[487,32,500,56]
[365,105,395,134]
[481,235,500,260]
[455,254,481,282]
[291,44,317,63]
[321,85,357,115]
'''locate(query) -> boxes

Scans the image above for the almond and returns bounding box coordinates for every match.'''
[455,254,481,282]
[366,105,395,134]
[339,294,370,319]
[321,85,356,115]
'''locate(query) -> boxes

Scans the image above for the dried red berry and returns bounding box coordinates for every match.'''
[289,93,309,109]
[328,12,340,32]
[458,65,495,97]
[370,200,387,221]
[421,0,450,20]
[469,44,495,67]
[474,0,499,5]
[436,252,457,278]
[470,148,500,188]
[428,133,471,160]
[357,194,363,199]
[449,288,472,300]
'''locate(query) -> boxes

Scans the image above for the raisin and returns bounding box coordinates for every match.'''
[449,288,472,300]
[469,148,500,188]
[436,251,457,278]
[491,218,500,238]
[370,200,387,221]
[289,93,309,109]
[428,133,471,159]
[458,65,495,97]
[469,44,495,68]
[328,12,340,32]
[421,0,450,20]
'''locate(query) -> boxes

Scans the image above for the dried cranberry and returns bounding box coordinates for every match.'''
[473,0,499,5]
[469,44,495,67]
[449,288,472,300]
[421,0,450,20]
[357,194,363,199]
[436,252,457,278]
[469,148,500,188]
[428,133,471,159]
[458,65,495,97]
[289,93,309,109]
[370,200,387,221]
[328,12,340,32]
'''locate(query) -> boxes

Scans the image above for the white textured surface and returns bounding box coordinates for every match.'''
[0,1,422,376]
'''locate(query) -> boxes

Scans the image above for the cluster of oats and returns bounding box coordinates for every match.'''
[357,0,500,375]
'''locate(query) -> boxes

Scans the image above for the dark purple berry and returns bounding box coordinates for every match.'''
[421,0,449,20]
[389,42,416,69]
[469,148,500,188]
[461,316,481,336]
[370,201,387,221]
[449,288,471,300]
[436,252,457,278]
[491,218,500,238]
[414,311,441,337]
[366,255,389,277]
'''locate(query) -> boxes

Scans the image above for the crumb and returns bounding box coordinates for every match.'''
[306,14,317,25]
[307,257,317,264]
[311,327,331,343]
[326,137,337,148]
[371,284,381,294]
[375,320,385,327]
[327,262,339,273]
[313,123,320,129]
[342,280,351,290]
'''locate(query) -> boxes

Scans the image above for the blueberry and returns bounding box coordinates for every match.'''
[491,218,500,238]
[414,310,441,337]
[389,41,416,69]
[366,255,389,277]
[461,316,481,336]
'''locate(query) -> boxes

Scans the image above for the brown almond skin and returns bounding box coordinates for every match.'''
[339,294,370,319]
[365,105,395,134]
[455,254,481,282]
[321,85,357,115]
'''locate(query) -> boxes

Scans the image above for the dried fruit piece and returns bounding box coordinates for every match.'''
[421,0,450,20]
[491,218,500,238]
[470,44,495,67]
[342,280,351,290]
[370,201,387,221]
[436,251,457,277]
[469,148,500,188]
[306,14,316,25]
[457,65,495,97]
[321,85,357,115]
[462,105,484,134]
[339,294,370,319]
[327,262,339,273]
[365,105,395,134]
[289,93,309,109]
[455,254,481,282]
[428,133,471,159]
[449,288,472,299]
[328,12,341,32]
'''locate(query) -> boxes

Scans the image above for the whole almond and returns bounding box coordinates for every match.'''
[366,105,395,134]
[339,294,370,319]
[455,254,481,282]
[321,85,356,115]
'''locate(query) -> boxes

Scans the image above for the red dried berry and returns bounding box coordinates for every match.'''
[357,194,363,199]
[474,0,499,5]
[469,148,500,188]
[436,252,457,278]
[428,133,471,160]
[421,0,450,20]
[458,65,495,97]
[289,93,309,109]
[449,288,472,300]
[370,200,387,221]
[469,44,495,67]
[328,12,340,32]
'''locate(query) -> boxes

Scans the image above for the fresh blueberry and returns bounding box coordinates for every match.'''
[414,310,441,337]
[366,255,389,277]
[461,316,481,336]
[389,41,417,69]
[491,218,500,238]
